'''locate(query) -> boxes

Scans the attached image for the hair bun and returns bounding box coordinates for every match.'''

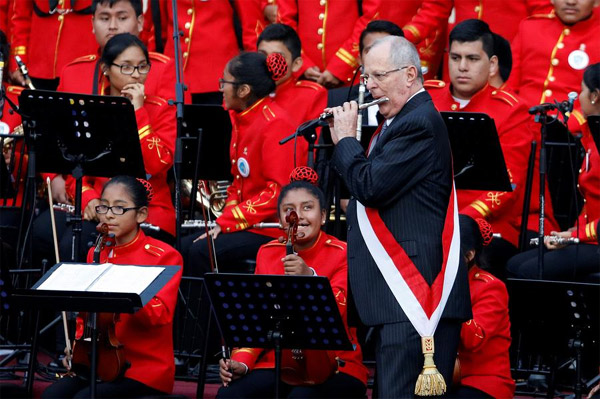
[136,178,154,203]
[475,218,493,247]
[290,166,319,185]
[266,53,288,82]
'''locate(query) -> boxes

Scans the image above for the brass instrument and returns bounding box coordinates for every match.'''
[2,124,23,154]
[182,179,230,217]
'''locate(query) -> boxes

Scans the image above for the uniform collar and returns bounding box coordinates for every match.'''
[109,228,146,259]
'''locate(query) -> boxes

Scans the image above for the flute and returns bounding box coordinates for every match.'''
[53,203,160,231]
[529,236,580,246]
[319,97,389,120]
[182,220,282,229]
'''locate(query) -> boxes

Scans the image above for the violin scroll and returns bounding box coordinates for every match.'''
[285,210,299,255]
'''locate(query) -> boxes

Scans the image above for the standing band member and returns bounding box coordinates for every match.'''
[325,35,471,397]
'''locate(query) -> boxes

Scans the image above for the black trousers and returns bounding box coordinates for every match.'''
[41,375,163,399]
[182,231,272,276]
[216,369,366,399]
[446,385,491,398]
[372,319,462,399]
[506,244,600,282]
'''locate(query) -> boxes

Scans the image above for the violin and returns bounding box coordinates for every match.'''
[70,223,127,382]
[280,211,338,386]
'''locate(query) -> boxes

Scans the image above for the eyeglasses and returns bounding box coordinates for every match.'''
[95,205,141,215]
[111,63,151,75]
[361,66,409,84]
[219,78,239,90]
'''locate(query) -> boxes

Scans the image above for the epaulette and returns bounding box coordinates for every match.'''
[263,239,285,248]
[424,80,446,89]
[295,80,324,91]
[232,348,261,356]
[149,51,171,64]
[526,9,555,20]
[67,54,97,65]
[473,270,495,283]
[6,85,25,95]
[324,238,346,251]
[144,243,167,257]
[144,94,168,107]
[491,89,519,107]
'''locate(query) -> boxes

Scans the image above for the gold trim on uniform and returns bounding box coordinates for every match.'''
[586,222,597,240]
[403,25,421,42]
[262,105,276,121]
[139,125,152,140]
[11,46,26,55]
[232,206,250,229]
[470,200,491,217]
[541,29,567,103]
[335,48,359,69]
[144,243,166,257]
[54,10,66,77]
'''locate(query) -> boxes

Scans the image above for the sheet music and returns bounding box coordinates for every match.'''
[87,265,164,295]
[36,263,164,295]
[37,263,112,291]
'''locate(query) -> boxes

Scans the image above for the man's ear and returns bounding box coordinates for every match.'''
[136,14,144,35]
[489,55,499,78]
[291,56,303,73]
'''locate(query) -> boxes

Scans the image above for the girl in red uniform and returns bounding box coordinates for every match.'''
[32,32,177,265]
[217,167,367,399]
[507,63,600,282]
[184,51,304,275]
[42,176,183,398]
[451,215,514,399]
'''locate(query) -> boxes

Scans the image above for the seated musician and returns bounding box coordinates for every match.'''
[183,52,305,275]
[449,215,514,399]
[217,167,367,399]
[507,63,600,282]
[42,176,182,398]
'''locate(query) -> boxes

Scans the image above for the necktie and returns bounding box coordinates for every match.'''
[367,121,388,155]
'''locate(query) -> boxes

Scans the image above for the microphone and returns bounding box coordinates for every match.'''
[528,102,557,115]
[565,91,578,113]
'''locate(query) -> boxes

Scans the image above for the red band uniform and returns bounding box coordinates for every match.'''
[143,0,263,95]
[510,8,600,107]
[427,81,551,245]
[459,266,515,399]
[270,77,327,127]
[276,0,382,85]
[85,229,183,394]
[1,84,25,206]
[8,0,98,80]
[231,231,368,387]
[217,97,305,238]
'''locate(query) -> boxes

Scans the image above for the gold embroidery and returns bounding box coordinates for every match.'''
[486,192,505,207]
[147,137,163,158]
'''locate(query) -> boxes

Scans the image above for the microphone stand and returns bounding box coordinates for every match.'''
[170,0,186,252]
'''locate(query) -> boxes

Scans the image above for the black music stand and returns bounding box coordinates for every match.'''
[441,112,512,192]
[11,262,181,398]
[589,115,600,154]
[507,278,599,399]
[18,90,145,262]
[203,273,353,399]
[179,104,232,217]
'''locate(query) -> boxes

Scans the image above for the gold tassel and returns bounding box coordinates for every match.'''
[414,336,446,396]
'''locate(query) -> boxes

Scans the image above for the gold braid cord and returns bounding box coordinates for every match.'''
[414,336,446,396]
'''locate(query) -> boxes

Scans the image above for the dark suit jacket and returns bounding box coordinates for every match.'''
[331,91,471,326]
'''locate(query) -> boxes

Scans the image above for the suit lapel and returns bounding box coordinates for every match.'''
[375,91,431,146]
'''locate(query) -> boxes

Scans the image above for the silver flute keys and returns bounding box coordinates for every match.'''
[319,97,389,120]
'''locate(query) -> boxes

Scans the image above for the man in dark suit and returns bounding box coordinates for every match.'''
[325,36,471,398]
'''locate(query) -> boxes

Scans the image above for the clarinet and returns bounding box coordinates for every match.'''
[529,236,580,246]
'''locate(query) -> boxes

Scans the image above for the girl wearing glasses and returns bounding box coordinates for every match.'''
[79,33,177,246]
[43,175,183,399]
[185,52,306,275]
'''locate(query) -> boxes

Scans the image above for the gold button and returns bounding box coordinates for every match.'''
[183,52,189,58]
[579,168,582,173]
[145,244,150,249]
[58,0,64,4]
[184,37,190,44]
[474,5,480,12]
[320,0,326,5]
[318,13,325,20]
[317,28,324,35]
[557,42,564,49]
[184,22,191,29]
[549,75,555,82]
[233,143,237,148]
[583,198,587,203]
[475,272,480,278]
[451,104,458,110]
[58,15,64,21]
[492,90,497,95]
[439,82,445,87]
[545,89,552,97]
[237,190,241,195]
[187,8,193,15]
[564,28,570,35]
[551,58,559,66]
[232,159,236,164]
[236,175,240,179]
[577,183,580,188]
[317,43,323,50]
[226,227,231,232]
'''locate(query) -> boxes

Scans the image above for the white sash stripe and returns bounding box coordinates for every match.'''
[356,186,461,337]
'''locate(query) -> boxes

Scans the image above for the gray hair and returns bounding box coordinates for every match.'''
[365,35,424,83]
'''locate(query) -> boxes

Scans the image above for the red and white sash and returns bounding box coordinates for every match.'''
[356,184,460,337]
